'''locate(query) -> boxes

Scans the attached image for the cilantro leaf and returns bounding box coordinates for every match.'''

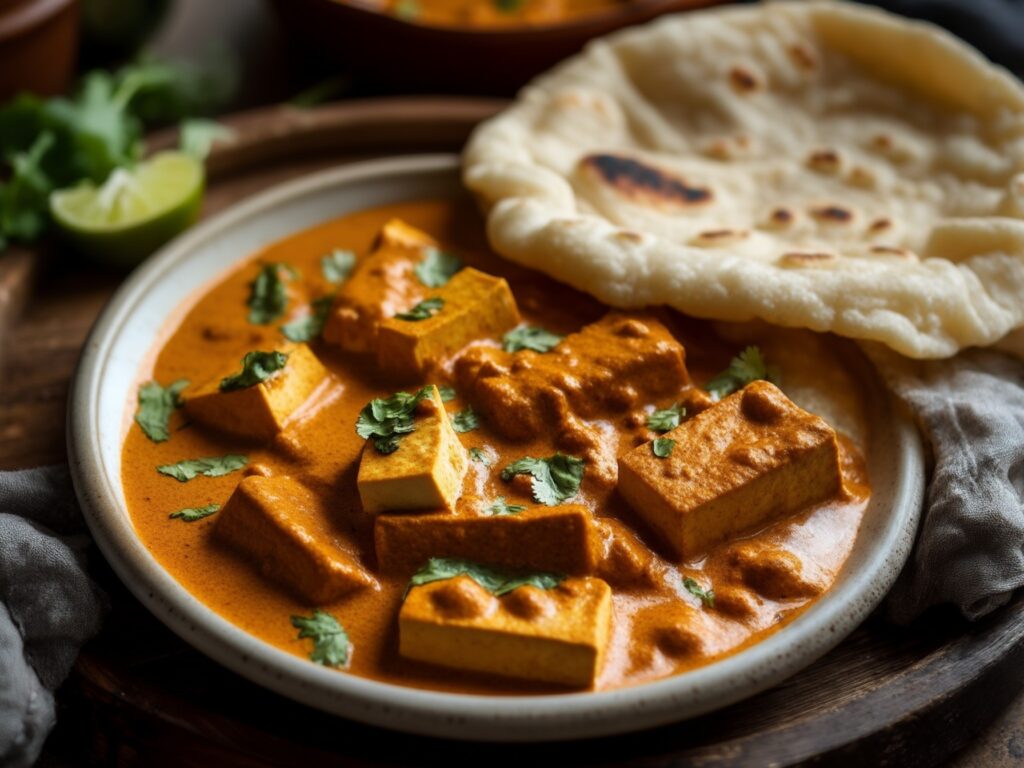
[281,295,334,342]
[652,437,676,458]
[683,576,715,608]
[484,497,527,516]
[407,557,563,598]
[451,407,479,433]
[321,249,356,284]
[135,378,189,442]
[494,0,524,10]
[437,385,457,402]
[502,326,563,353]
[247,263,296,324]
[0,132,55,244]
[394,0,420,20]
[468,446,492,466]
[169,503,220,522]
[291,610,351,668]
[414,247,461,287]
[179,118,233,160]
[705,346,776,401]
[647,403,685,433]
[395,297,443,321]
[355,386,433,454]
[220,351,289,391]
[157,454,248,482]
[500,453,584,506]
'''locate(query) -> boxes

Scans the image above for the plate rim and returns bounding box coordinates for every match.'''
[67,152,925,742]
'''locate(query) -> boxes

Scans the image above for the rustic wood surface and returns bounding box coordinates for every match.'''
[2,98,1022,767]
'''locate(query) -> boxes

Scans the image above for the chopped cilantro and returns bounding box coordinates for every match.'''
[157,454,248,482]
[493,0,524,11]
[652,437,676,458]
[291,610,350,668]
[468,446,492,466]
[355,386,433,454]
[395,296,443,321]
[501,453,584,506]
[407,557,563,597]
[321,249,356,284]
[220,350,289,392]
[414,247,461,287]
[179,118,232,160]
[437,385,457,402]
[281,295,333,342]
[169,503,220,522]
[502,325,563,353]
[451,407,479,433]
[247,263,296,325]
[683,576,715,608]
[135,378,189,443]
[394,0,419,20]
[647,403,685,433]
[484,497,527,516]
[705,346,776,401]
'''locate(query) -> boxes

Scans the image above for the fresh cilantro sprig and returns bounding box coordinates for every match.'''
[247,263,296,324]
[321,249,356,284]
[652,438,676,458]
[169,503,220,522]
[395,297,443,321]
[484,497,527,516]
[135,378,189,443]
[502,326,563,353]
[407,557,563,597]
[705,346,777,401]
[291,610,351,668]
[468,446,492,466]
[647,403,685,433]
[414,247,461,287]
[281,295,334,342]
[220,350,289,392]
[157,454,248,482]
[437,385,457,402]
[356,386,433,454]
[501,453,584,506]
[682,576,715,608]
[451,407,479,433]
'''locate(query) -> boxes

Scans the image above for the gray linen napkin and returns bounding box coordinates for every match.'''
[0,465,105,768]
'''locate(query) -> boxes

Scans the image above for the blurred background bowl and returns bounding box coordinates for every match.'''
[0,0,79,100]
[270,0,729,95]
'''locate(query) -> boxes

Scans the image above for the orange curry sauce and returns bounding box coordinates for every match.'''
[351,0,625,28]
[121,198,870,695]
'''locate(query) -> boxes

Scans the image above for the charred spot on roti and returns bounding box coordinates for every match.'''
[807,149,842,174]
[777,251,835,268]
[870,245,915,259]
[762,207,795,230]
[702,134,753,161]
[809,205,854,224]
[614,229,647,245]
[847,166,876,188]
[868,218,892,233]
[788,43,818,71]
[729,66,761,93]
[691,229,749,247]
[583,154,712,207]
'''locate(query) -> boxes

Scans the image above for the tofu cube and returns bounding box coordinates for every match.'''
[322,219,435,354]
[357,385,467,513]
[214,475,377,602]
[184,343,327,440]
[617,380,842,559]
[399,576,612,687]
[376,267,521,379]
[374,504,598,575]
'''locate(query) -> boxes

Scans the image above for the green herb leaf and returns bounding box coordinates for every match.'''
[179,118,232,160]
[220,350,289,392]
[407,557,563,598]
[356,386,433,454]
[705,346,776,401]
[247,263,296,324]
[0,131,55,245]
[451,407,479,434]
[484,497,527,516]
[652,437,676,458]
[437,385,457,402]
[683,576,715,608]
[414,247,461,287]
[281,295,334,342]
[321,249,356,283]
[500,453,584,506]
[494,0,524,11]
[157,454,248,482]
[502,326,563,353]
[468,446,492,466]
[169,503,220,522]
[394,0,420,20]
[395,296,443,321]
[647,403,685,433]
[135,378,189,442]
[291,610,351,667]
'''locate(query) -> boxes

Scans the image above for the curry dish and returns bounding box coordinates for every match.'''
[122,198,871,694]
[345,0,626,28]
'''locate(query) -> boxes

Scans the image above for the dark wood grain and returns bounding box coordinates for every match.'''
[4,98,1023,768]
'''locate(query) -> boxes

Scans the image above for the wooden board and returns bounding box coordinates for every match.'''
[4,98,1022,767]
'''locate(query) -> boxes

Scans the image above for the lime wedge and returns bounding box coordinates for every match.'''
[50,151,204,268]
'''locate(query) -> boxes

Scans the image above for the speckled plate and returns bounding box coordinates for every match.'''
[67,154,925,742]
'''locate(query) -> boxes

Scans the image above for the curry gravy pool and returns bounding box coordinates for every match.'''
[121,198,870,695]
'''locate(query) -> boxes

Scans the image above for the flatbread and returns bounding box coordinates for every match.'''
[463,0,1024,359]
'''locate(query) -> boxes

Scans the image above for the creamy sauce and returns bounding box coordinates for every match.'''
[121,199,870,695]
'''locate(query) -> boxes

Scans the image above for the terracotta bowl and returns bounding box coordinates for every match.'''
[0,0,78,101]
[269,0,729,94]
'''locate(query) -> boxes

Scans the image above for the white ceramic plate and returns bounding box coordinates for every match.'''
[68,154,925,742]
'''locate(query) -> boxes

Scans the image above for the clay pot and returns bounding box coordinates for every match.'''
[0,0,79,100]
